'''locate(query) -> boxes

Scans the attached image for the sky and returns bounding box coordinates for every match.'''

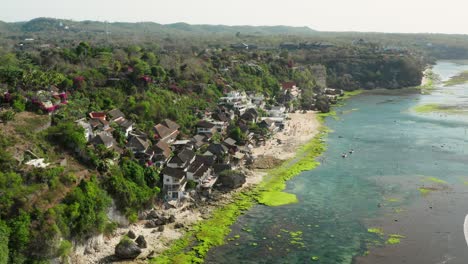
[2,0,468,34]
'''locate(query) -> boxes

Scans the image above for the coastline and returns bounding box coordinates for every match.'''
[71,111,323,264]
[152,112,328,263]
[152,92,362,263]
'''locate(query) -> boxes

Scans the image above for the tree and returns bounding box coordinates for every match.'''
[0,220,9,264]
[301,86,316,110]
[315,95,330,113]
[62,177,111,238]
[47,122,86,150]
[229,126,246,143]
[144,166,160,188]
[8,210,31,263]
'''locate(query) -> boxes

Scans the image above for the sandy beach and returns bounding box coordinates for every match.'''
[252,111,321,161]
[70,111,321,264]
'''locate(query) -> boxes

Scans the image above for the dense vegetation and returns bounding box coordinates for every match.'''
[0,17,454,263]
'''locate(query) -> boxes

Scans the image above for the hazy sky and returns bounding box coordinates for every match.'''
[2,0,468,34]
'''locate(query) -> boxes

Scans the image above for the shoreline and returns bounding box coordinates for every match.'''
[151,92,363,263]
[71,111,323,264]
[153,113,328,263]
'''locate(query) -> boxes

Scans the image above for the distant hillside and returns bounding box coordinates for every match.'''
[1,17,317,36]
[2,17,468,59]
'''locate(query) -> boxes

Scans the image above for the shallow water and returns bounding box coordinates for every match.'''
[205,61,468,264]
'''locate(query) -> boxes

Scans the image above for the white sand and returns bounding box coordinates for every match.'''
[71,111,320,263]
[252,111,321,161]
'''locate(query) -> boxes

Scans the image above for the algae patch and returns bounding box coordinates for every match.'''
[257,191,298,206]
[367,228,384,236]
[384,197,400,203]
[386,234,405,245]
[418,187,433,195]
[424,177,447,184]
[444,70,468,86]
[412,104,463,114]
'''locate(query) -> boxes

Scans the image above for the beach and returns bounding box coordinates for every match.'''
[71,111,321,263]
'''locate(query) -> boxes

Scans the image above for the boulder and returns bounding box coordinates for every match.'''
[167,215,176,223]
[157,225,165,232]
[147,210,160,220]
[217,170,246,189]
[174,223,184,229]
[127,230,136,239]
[115,238,142,260]
[145,218,165,228]
[145,220,157,228]
[136,235,147,248]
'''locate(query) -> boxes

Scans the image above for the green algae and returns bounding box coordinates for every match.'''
[257,191,298,206]
[367,228,384,236]
[255,126,327,203]
[152,192,254,264]
[444,70,468,86]
[318,111,339,121]
[341,90,364,100]
[386,234,405,245]
[385,197,400,203]
[412,103,463,114]
[418,187,433,195]
[311,256,320,261]
[424,177,447,184]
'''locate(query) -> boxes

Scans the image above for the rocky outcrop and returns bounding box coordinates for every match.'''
[144,211,176,228]
[127,230,136,239]
[114,238,141,260]
[136,235,147,248]
[217,170,246,189]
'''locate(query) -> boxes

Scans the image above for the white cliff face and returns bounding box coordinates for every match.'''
[107,200,130,226]
[70,200,127,264]
[70,234,105,264]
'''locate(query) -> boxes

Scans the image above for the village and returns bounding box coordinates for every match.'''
[65,83,342,203]
[0,78,344,203]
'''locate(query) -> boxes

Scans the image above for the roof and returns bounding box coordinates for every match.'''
[116,119,134,129]
[154,124,176,139]
[212,112,230,122]
[194,165,209,178]
[223,138,237,147]
[89,112,106,119]
[187,160,204,173]
[260,119,275,126]
[194,154,216,167]
[162,119,180,131]
[91,133,114,147]
[281,82,297,89]
[108,109,125,121]
[197,120,215,129]
[207,143,228,156]
[153,141,172,158]
[161,167,186,179]
[126,136,150,151]
[192,134,207,143]
[240,111,256,122]
[178,149,195,163]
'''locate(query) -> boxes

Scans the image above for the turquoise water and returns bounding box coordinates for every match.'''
[205,61,468,263]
